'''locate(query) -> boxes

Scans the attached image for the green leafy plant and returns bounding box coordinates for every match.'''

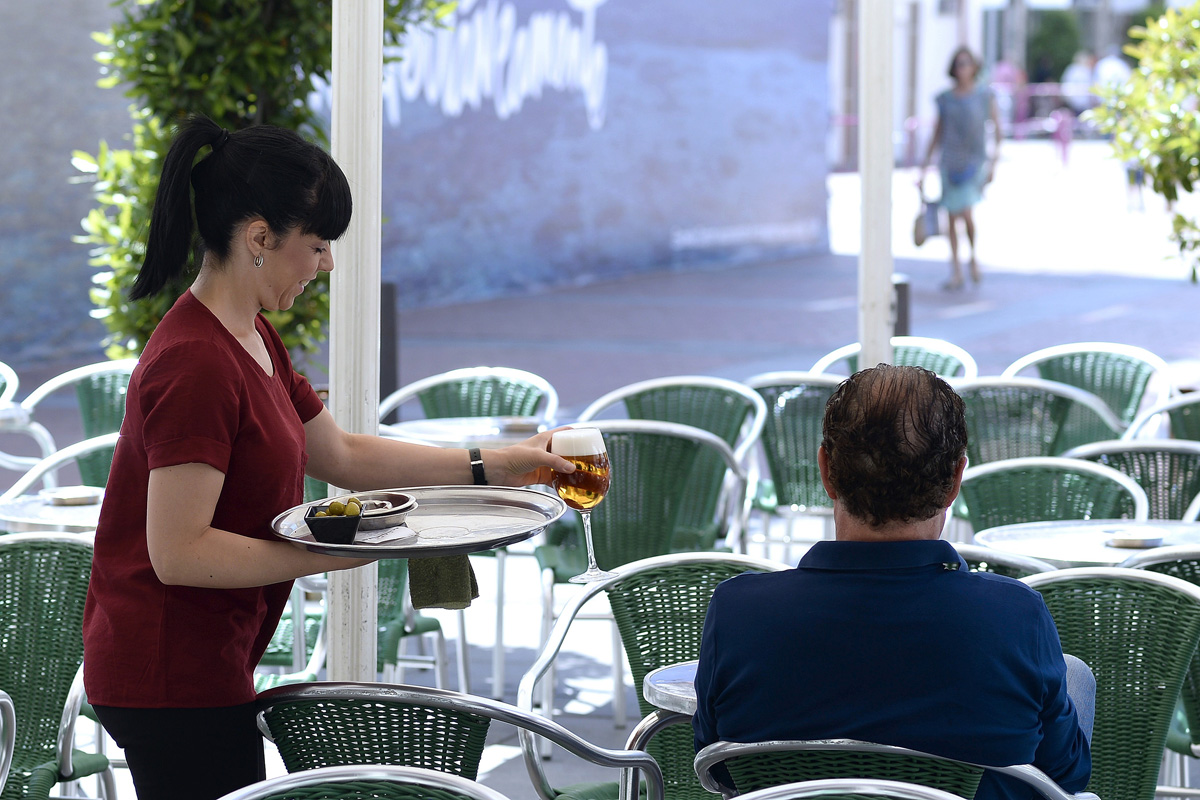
[73,0,454,361]
[1090,5,1200,282]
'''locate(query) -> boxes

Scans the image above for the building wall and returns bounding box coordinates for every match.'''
[2,1,832,368]
[336,0,834,309]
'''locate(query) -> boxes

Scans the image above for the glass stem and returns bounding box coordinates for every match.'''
[581,510,601,572]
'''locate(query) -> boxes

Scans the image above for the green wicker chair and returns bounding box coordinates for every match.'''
[1117,545,1200,790]
[953,378,1125,466]
[520,553,787,800]
[743,373,844,561]
[959,456,1149,536]
[810,337,979,379]
[576,375,767,552]
[1023,567,1200,800]
[694,741,983,799]
[535,421,747,728]
[0,533,116,800]
[1062,439,1200,519]
[216,764,515,800]
[378,366,559,699]
[254,682,665,800]
[730,778,981,800]
[1125,392,1200,441]
[948,542,1056,578]
[694,740,1096,800]
[1002,342,1171,427]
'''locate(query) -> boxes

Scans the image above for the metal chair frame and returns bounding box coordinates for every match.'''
[1061,439,1200,520]
[254,681,665,800]
[810,337,979,379]
[0,433,120,504]
[521,552,787,799]
[536,422,748,728]
[378,365,559,699]
[1001,342,1173,426]
[694,739,1097,800]
[1125,393,1200,441]
[951,377,1126,464]
[0,360,136,487]
[215,763,514,800]
[960,456,1150,535]
[742,372,845,561]
[948,542,1057,578]
[0,690,12,796]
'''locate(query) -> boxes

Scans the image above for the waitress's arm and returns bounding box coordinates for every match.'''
[146,461,373,588]
[301,406,573,491]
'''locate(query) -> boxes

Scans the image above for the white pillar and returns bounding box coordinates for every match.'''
[328,0,383,682]
[857,0,894,369]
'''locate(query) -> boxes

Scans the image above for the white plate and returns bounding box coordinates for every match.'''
[39,486,104,506]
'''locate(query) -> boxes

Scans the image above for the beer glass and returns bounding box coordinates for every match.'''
[550,427,613,583]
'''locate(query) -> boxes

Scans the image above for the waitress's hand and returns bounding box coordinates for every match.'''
[483,428,575,487]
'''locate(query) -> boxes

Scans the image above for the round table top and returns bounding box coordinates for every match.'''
[0,490,103,533]
[379,416,550,449]
[643,660,698,716]
[974,519,1200,568]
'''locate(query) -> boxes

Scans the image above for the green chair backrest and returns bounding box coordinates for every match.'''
[0,534,93,800]
[620,385,757,550]
[607,558,782,800]
[752,380,839,511]
[74,370,130,487]
[959,460,1143,533]
[1067,443,1200,520]
[1026,569,1200,800]
[842,347,971,380]
[1030,351,1158,427]
[416,377,547,419]
[716,745,983,799]
[1120,553,1200,752]
[259,689,491,777]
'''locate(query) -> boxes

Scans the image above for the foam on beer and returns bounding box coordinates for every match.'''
[552,427,605,456]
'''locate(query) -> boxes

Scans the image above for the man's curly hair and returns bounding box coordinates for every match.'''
[821,364,967,528]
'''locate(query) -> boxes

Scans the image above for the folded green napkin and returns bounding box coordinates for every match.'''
[409,555,479,610]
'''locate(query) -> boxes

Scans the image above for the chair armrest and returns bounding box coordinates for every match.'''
[57,665,87,778]
[987,763,1099,800]
[621,710,691,800]
[0,689,14,794]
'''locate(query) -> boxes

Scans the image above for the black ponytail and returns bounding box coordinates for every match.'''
[130,114,353,300]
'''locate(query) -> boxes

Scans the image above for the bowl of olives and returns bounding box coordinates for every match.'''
[358,491,418,531]
[305,497,365,544]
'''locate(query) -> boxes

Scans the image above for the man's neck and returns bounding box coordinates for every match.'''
[832,505,947,542]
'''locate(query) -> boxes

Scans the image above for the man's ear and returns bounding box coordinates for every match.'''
[944,455,968,507]
[817,445,837,500]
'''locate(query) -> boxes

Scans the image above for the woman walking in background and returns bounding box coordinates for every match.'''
[919,46,1002,291]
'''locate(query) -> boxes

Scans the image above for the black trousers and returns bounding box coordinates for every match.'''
[92,702,266,800]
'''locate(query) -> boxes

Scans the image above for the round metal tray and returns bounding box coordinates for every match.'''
[271,485,565,558]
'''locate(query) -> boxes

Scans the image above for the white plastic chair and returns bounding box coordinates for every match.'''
[0,433,120,504]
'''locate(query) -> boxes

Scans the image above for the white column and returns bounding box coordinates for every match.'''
[328,0,383,682]
[857,0,894,370]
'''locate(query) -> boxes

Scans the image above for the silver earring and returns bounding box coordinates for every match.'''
[254,254,264,268]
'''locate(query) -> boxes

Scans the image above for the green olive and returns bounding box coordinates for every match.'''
[326,501,346,516]
[314,511,328,517]
[345,501,362,516]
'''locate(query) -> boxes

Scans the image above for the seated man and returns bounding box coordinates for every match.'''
[693,365,1090,800]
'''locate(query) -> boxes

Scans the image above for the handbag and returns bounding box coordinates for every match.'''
[913,195,940,247]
